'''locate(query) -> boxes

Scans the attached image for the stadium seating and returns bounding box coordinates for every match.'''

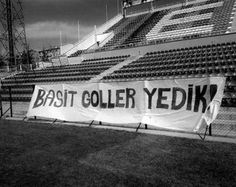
[0,55,130,101]
[145,0,235,42]
[67,0,235,57]
[68,0,235,57]
[68,50,84,58]
[123,10,168,46]
[102,41,236,107]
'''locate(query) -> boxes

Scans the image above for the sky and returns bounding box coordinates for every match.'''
[21,0,121,50]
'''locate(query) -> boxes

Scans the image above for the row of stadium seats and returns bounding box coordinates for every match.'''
[170,7,215,20]
[222,75,236,106]
[0,56,130,101]
[102,42,236,107]
[1,55,130,85]
[68,50,84,58]
[160,19,211,33]
[103,42,236,79]
[127,0,222,15]
[14,55,130,76]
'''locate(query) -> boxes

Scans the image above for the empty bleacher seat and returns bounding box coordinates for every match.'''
[0,55,130,102]
[102,41,236,107]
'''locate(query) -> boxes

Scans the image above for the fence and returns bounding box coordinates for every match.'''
[0,86,13,118]
[0,84,235,139]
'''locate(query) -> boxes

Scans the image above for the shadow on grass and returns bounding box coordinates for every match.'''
[0,120,235,186]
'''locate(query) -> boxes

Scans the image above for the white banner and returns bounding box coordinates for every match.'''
[27,77,225,132]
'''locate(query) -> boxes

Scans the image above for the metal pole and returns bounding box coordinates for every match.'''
[60,31,62,48]
[106,4,108,22]
[117,0,119,14]
[26,44,30,71]
[121,1,124,16]
[89,120,94,127]
[94,25,97,43]
[8,86,13,117]
[136,123,142,132]
[32,84,35,92]
[78,20,80,42]
[209,124,212,136]
[150,0,153,12]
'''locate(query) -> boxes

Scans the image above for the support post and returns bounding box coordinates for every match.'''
[136,123,142,132]
[52,119,57,124]
[8,86,13,117]
[89,120,94,127]
[33,85,35,92]
[209,124,212,136]
[22,116,27,121]
[197,125,209,141]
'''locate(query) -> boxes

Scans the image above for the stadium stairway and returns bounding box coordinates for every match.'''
[229,0,236,32]
[88,55,143,83]
[101,16,140,50]
[65,14,123,57]
[112,13,153,50]
[101,14,152,50]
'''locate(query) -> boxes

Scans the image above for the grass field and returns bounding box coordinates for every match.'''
[0,120,235,186]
